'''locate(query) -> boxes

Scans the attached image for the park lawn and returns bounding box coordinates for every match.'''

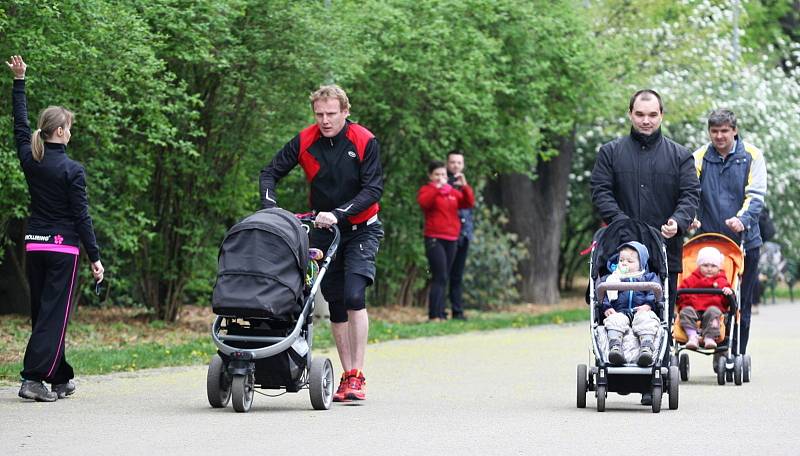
[0,300,588,385]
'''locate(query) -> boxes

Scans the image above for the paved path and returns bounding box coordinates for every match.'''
[2,301,799,455]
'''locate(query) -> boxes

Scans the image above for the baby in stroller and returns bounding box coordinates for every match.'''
[599,241,663,367]
[677,246,732,350]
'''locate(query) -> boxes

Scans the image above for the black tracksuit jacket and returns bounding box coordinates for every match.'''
[12,79,101,262]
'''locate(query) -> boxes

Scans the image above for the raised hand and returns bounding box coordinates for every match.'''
[6,55,27,79]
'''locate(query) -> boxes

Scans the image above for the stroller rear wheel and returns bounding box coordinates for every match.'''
[309,357,333,410]
[668,365,679,410]
[232,373,255,413]
[576,364,587,409]
[743,354,752,382]
[206,354,231,408]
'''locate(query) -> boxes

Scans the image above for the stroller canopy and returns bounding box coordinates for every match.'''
[591,218,668,280]
[212,208,309,319]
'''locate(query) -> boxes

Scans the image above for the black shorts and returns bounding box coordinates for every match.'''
[310,220,383,303]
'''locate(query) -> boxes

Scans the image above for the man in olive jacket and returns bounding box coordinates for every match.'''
[590,89,700,386]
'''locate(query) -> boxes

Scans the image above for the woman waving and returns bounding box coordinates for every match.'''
[7,55,103,402]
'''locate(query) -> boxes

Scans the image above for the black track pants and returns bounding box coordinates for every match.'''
[734,246,760,355]
[448,237,470,317]
[21,248,79,384]
[425,237,457,319]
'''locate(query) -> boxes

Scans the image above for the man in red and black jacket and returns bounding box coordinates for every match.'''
[260,85,383,403]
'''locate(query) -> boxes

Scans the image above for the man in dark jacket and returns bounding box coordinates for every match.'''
[691,109,767,355]
[590,89,700,402]
[446,150,473,320]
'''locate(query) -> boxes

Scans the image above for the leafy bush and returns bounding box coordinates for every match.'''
[462,201,526,309]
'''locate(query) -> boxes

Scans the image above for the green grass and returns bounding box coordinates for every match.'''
[761,284,798,300]
[0,307,587,384]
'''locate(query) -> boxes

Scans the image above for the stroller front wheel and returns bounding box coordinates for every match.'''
[595,384,606,412]
[206,354,231,408]
[309,357,333,410]
[232,374,255,413]
[716,356,727,385]
[733,355,744,385]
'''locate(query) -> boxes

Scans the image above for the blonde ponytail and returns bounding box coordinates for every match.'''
[33,106,75,163]
[32,129,45,162]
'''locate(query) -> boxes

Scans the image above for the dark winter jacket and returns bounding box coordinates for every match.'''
[599,241,662,316]
[677,268,731,313]
[693,138,767,250]
[447,172,474,241]
[12,79,101,262]
[591,128,700,272]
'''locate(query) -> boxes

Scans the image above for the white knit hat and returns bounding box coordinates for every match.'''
[696,246,723,267]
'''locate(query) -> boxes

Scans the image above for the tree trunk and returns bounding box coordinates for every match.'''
[488,135,574,304]
[0,219,30,315]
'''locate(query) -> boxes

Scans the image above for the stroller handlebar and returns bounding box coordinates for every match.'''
[294,214,341,267]
[595,281,664,305]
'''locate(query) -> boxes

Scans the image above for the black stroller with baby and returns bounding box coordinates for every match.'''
[206,208,339,413]
[577,218,680,413]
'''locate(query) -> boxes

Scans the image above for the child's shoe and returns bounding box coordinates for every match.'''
[637,339,655,367]
[608,339,625,366]
[685,334,699,350]
[703,337,717,350]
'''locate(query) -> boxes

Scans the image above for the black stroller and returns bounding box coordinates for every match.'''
[577,219,680,413]
[206,208,340,413]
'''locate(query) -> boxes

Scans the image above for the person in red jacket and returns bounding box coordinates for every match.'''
[417,160,474,320]
[677,246,733,349]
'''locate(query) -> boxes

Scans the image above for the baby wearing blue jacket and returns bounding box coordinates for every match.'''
[599,241,662,367]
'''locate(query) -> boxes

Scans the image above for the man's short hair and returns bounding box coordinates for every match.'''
[310,84,351,111]
[628,89,663,113]
[707,108,737,129]
[447,149,464,159]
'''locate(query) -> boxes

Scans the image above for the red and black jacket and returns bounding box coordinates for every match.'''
[260,121,382,225]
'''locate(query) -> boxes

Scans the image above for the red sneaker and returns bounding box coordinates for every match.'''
[333,371,353,402]
[346,370,366,401]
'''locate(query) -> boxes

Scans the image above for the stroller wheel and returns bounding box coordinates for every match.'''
[206,354,231,408]
[232,374,254,413]
[576,364,587,409]
[733,355,744,386]
[679,353,690,382]
[716,356,727,385]
[596,385,606,412]
[668,365,680,410]
[743,354,752,382]
[309,357,333,410]
[651,384,662,413]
